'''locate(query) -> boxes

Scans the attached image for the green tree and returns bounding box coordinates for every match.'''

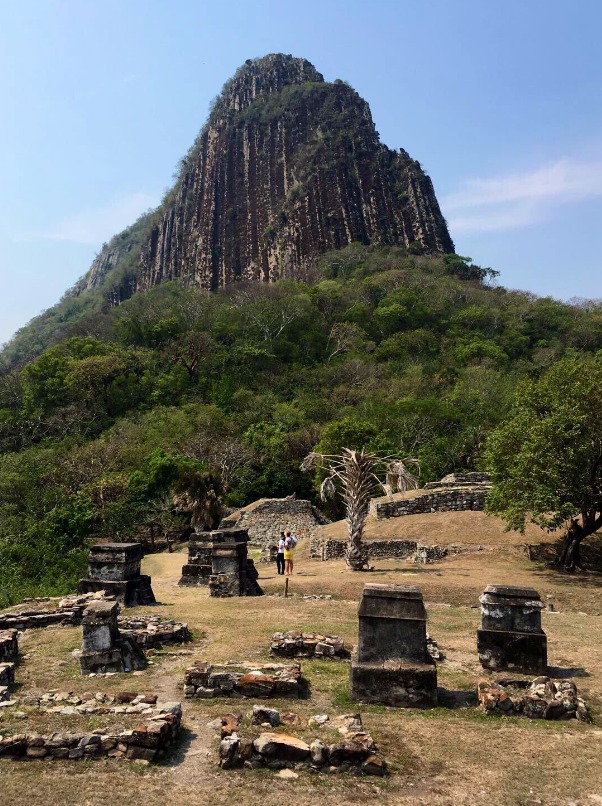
[483,354,602,571]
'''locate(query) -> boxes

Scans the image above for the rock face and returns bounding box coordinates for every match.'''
[78,53,453,302]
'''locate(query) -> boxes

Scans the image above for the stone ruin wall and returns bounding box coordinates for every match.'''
[370,487,489,520]
[220,498,329,547]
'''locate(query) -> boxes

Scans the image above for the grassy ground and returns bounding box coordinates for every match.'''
[2,512,602,805]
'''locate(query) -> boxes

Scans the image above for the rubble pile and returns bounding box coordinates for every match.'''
[270,631,348,659]
[217,709,386,775]
[477,677,591,721]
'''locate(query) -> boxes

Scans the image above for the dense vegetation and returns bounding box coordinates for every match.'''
[1,244,602,604]
[484,353,602,570]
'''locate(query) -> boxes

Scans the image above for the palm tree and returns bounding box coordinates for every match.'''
[301,449,420,570]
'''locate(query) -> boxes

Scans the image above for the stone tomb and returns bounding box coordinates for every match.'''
[79,600,147,675]
[477,585,547,674]
[178,532,213,586]
[78,543,156,606]
[350,584,437,707]
[179,528,262,596]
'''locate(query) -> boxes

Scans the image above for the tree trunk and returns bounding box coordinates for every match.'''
[558,519,589,571]
[346,536,368,570]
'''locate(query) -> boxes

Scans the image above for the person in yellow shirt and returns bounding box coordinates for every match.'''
[283,530,297,575]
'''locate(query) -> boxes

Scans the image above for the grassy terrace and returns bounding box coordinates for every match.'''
[2,517,602,806]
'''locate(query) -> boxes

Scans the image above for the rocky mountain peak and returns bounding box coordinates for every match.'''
[211,54,325,118]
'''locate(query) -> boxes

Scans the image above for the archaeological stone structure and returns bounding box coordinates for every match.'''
[178,532,213,585]
[220,496,329,549]
[0,629,18,662]
[350,584,437,708]
[270,631,348,659]
[78,543,156,606]
[79,600,147,675]
[184,660,303,698]
[218,710,386,775]
[477,676,590,721]
[179,527,263,596]
[477,585,547,673]
[369,473,491,520]
[0,703,182,761]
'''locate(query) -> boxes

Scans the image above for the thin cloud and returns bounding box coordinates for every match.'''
[39,192,159,245]
[444,157,602,234]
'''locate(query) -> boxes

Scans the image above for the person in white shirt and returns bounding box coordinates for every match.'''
[276,532,286,575]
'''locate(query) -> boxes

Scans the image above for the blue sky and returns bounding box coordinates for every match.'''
[1,0,601,345]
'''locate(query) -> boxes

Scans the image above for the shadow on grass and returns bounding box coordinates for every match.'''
[436,687,478,709]
[160,725,197,767]
[547,665,590,678]
[529,534,602,584]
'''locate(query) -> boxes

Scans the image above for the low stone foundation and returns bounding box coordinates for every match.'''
[0,630,18,662]
[36,691,163,717]
[477,677,591,721]
[118,617,190,649]
[218,710,386,775]
[0,593,104,631]
[0,703,182,761]
[270,631,348,659]
[184,661,303,699]
[310,539,418,561]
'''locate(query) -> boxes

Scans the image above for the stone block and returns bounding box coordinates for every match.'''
[350,583,437,707]
[477,628,547,674]
[350,656,437,707]
[477,584,547,673]
[357,584,429,664]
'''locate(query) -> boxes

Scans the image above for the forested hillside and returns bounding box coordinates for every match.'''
[1,244,601,605]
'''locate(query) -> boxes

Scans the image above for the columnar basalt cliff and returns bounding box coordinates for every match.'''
[80,53,453,300]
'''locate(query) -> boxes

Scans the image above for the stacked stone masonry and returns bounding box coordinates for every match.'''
[370,487,490,520]
[270,631,349,659]
[78,543,156,606]
[118,617,190,649]
[0,630,18,662]
[220,497,329,549]
[79,600,147,676]
[184,661,303,699]
[0,703,182,761]
[477,585,547,674]
[218,711,386,775]
[477,677,590,721]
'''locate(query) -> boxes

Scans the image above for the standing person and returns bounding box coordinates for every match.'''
[276,531,286,575]
[284,530,297,576]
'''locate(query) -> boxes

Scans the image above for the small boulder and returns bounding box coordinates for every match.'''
[251,705,280,727]
[253,732,310,762]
